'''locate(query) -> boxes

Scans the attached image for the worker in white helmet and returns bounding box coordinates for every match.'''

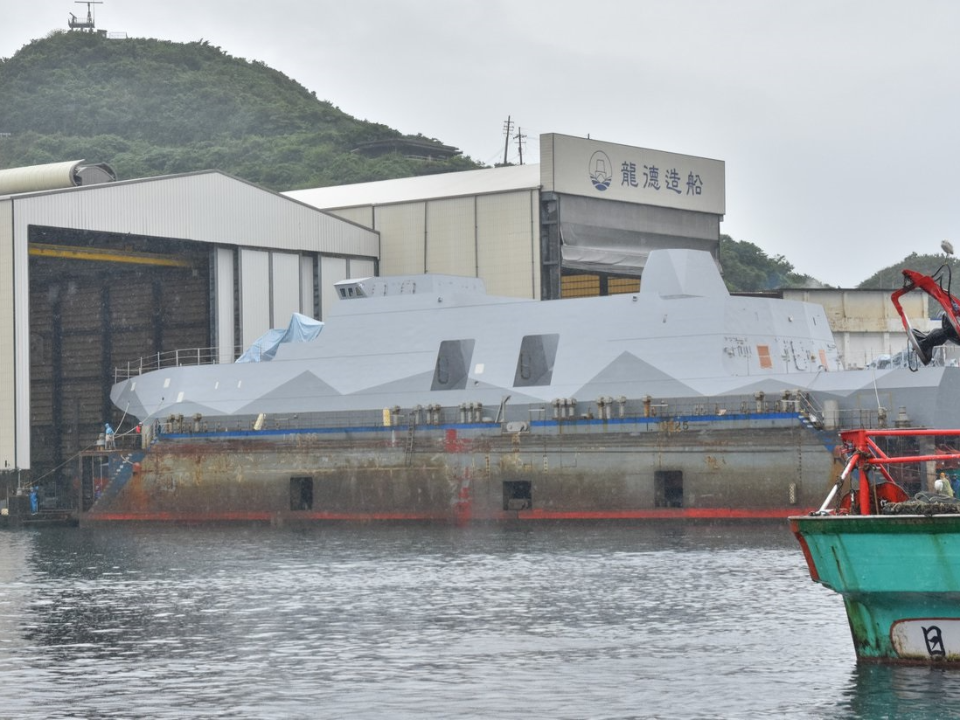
[935,472,955,497]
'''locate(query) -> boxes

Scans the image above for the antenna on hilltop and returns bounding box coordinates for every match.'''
[68,1,103,32]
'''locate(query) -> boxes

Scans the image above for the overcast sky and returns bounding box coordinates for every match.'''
[3,1,959,286]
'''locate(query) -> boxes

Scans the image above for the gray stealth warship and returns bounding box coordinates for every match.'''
[92,249,957,524]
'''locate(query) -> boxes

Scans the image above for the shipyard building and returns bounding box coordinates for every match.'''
[286,133,726,300]
[0,161,377,498]
[0,135,927,504]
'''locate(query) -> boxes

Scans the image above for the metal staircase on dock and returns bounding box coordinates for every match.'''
[86,450,145,513]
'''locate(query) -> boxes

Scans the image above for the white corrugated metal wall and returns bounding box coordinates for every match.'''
[326,206,374,228]
[326,189,542,299]
[239,249,270,347]
[300,256,315,320]
[319,257,347,319]
[477,191,540,298]
[425,196,476,276]
[0,199,15,470]
[350,258,376,279]
[375,203,427,275]
[271,252,301,328]
[215,248,236,364]
[12,196,30,470]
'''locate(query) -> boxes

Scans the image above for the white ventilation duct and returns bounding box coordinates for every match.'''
[0,159,117,195]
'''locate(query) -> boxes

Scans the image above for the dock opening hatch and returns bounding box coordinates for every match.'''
[290,476,314,511]
[655,470,683,508]
[503,480,532,511]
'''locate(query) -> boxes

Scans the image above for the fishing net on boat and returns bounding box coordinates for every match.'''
[881,491,960,515]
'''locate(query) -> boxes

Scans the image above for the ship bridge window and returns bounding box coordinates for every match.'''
[432,339,475,391]
[336,282,367,299]
[514,334,559,387]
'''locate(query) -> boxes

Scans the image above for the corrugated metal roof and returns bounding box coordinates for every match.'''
[284,164,542,209]
[7,170,380,257]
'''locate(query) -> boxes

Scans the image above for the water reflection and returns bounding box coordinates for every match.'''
[0,522,954,718]
[0,530,38,662]
[837,664,960,719]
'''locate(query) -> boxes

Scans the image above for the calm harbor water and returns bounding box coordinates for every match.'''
[0,522,959,719]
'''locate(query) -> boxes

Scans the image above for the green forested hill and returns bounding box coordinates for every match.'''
[0,31,480,189]
[857,253,960,290]
[718,236,820,291]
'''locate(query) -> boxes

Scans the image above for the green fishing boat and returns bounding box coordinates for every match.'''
[793,256,960,663]
[792,427,960,663]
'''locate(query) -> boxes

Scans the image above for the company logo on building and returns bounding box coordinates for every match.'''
[592,150,706,199]
[588,151,613,192]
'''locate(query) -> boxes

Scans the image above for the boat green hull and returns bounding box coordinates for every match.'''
[791,514,960,663]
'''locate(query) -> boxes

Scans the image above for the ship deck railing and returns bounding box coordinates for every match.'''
[114,346,243,381]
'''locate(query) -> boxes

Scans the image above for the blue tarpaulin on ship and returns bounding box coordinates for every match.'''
[236,313,324,363]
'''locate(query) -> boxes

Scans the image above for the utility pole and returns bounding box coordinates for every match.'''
[514,127,526,165]
[502,116,513,166]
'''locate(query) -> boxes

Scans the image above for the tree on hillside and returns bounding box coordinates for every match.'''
[718,236,821,292]
[857,252,960,290]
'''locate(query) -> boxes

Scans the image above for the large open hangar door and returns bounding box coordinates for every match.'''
[28,225,212,497]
